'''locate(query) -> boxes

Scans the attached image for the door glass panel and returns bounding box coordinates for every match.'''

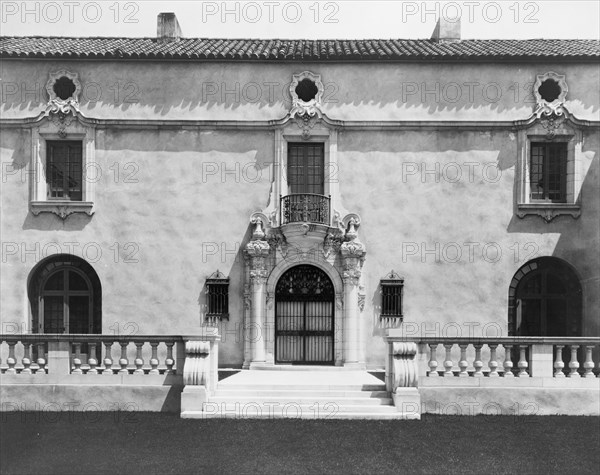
[43,296,64,333]
[69,296,90,334]
[546,299,567,336]
[69,271,88,290]
[518,299,541,336]
[546,273,566,294]
[44,271,64,290]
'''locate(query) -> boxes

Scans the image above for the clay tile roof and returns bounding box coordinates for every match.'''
[1,36,599,61]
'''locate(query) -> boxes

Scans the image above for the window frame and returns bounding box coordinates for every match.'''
[30,120,96,219]
[46,140,84,201]
[528,141,568,203]
[516,125,582,221]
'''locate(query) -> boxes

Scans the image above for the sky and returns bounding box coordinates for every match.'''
[0,0,599,39]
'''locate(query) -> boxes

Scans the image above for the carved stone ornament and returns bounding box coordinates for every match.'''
[358,291,366,312]
[335,294,344,310]
[267,228,288,256]
[294,113,320,140]
[30,201,94,220]
[45,70,81,115]
[539,113,566,140]
[516,204,581,222]
[323,230,344,258]
[289,71,324,138]
[533,71,568,118]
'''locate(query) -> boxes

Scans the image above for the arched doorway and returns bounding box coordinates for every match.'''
[509,257,582,336]
[28,254,101,334]
[275,264,335,364]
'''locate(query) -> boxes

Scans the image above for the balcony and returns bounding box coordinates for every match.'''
[280,193,330,225]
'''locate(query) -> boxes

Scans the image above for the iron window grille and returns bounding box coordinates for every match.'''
[380,271,404,320]
[206,270,229,322]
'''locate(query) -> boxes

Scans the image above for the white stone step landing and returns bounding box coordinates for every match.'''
[181,370,417,419]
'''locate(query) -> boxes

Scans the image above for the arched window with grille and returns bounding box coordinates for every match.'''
[509,257,582,337]
[28,255,101,334]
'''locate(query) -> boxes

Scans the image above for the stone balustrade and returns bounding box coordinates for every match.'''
[386,336,600,390]
[0,333,219,385]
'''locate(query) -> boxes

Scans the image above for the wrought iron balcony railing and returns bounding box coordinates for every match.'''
[280,193,330,225]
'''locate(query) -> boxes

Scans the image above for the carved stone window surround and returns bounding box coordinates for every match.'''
[30,119,96,219]
[515,121,582,222]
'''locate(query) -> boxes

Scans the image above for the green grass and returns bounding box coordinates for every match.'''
[1,413,598,475]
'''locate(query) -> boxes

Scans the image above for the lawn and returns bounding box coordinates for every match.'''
[1,413,598,474]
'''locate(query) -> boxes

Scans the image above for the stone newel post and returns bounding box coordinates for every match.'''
[245,217,271,365]
[340,217,366,367]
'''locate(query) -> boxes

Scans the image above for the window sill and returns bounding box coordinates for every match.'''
[516,203,581,222]
[30,201,95,220]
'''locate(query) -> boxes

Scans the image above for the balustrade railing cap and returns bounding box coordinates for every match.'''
[0,333,221,342]
[384,335,600,345]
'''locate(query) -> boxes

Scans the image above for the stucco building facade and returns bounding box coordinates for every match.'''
[1,15,598,417]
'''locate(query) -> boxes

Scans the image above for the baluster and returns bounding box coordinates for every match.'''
[458,344,469,377]
[473,344,483,377]
[103,341,114,375]
[443,344,454,377]
[119,341,129,374]
[503,344,514,377]
[149,342,160,374]
[6,341,17,374]
[87,342,98,374]
[428,344,439,377]
[518,345,529,377]
[165,342,175,374]
[488,344,499,377]
[36,343,46,375]
[21,342,32,374]
[134,342,145,374]
[583,346,595,378]
[568,345,580,378]
[553,345,565,377]
[72,343,83,374]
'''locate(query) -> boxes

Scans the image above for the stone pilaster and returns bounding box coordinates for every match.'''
[340,216,366,367]
[244,216,271,365]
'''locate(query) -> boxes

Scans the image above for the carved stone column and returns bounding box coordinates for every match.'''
[340,217,366,367]
[245,217,271,366]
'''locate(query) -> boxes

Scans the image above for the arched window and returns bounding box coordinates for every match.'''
[28,255,101,334]
[509,257,582,336]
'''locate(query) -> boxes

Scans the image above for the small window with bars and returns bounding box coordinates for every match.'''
[46,141,83,201]
[529,142,567,203]
[206,271,229,321]
[380,271,404,319]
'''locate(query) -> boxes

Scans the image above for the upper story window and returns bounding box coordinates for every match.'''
[529,142,567,203]
[281,142,330,225]
[287,142,324,195]
[46,141,83,201]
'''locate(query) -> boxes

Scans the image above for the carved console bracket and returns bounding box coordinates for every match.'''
[182,341,211,386]
[30,201,95,220]
[392,342,418,389]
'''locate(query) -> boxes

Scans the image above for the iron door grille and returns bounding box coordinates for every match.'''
[275,265,335,365]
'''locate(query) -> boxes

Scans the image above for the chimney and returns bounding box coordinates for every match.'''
[431,16,461,43]
[157,12,181,42]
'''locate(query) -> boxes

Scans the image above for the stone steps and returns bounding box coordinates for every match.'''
[181,369,418,419]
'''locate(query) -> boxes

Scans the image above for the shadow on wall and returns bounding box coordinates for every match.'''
[4,62,599,119]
